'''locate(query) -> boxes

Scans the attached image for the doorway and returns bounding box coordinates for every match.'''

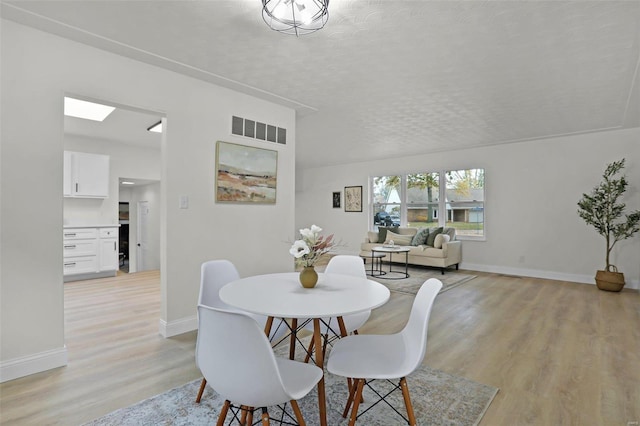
[62,94,164,347]
[119,202,130,272]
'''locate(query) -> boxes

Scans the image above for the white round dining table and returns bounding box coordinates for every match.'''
[220,272,390,319]
[219,271,390,426]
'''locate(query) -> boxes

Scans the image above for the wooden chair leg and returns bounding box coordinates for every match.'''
[196,378,207,403]
[290,400,306,426]
[216,400,230,426]
[399,377,417,426]
[321,332,330,360]
[245,405,253,425]
[342,377,358,418]
[348,379,365,426]
[304,338,315,363]
[261,407,270,425]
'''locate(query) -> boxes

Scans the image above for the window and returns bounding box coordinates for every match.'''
[371,168,485,239]
[406,172,439,228]
[445,169,484,237]
[372,176,401,229]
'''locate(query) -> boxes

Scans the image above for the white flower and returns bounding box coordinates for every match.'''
[289,240,310,258]
[310,224,322,235]
[299,228,314,239]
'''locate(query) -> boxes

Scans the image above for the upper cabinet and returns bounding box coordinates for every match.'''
[64,151,110,198]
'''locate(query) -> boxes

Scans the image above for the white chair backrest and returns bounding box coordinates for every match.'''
[400,278,442,372]
[196,305,290,407]
[198,260,240,309]
[324,255,366,279]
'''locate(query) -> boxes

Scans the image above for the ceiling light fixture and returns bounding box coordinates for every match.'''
[147,120,162,133]
[121,181,135,185]
[64,97,115,122]
[262,0,329,36]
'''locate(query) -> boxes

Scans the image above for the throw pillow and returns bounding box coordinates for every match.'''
[367,231,379,243]
[377,226,399,243]
[443,227,456,240]
[384,231,413,246]
[433,233,450,249]
[410,227,430,246]
[425,227,443,247]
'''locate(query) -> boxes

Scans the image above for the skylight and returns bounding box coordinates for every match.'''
[64,97,115,122]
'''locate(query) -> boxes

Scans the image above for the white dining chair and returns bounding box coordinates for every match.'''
[326,278,442,425]
[197,305,323,426]
[302,255,371,362]
[196,259,289,403]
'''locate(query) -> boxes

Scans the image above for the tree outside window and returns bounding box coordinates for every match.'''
[407,172,439,228]
[445,169,485,237]
[372,176,401,228]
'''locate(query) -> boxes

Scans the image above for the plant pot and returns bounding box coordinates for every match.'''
[595,269,625,292]
[299,266,318,289]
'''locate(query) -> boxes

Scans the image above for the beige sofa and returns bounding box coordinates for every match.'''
[360,227,461,274]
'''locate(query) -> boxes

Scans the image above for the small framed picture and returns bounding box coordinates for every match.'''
[332,191,341,208]
[344,186,363,212]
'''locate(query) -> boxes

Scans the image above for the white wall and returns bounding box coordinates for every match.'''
[1,20,296,381]
[63,135,161,225]
[296,128,640,288]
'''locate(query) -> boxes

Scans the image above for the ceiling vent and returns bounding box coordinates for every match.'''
[232,116,286,145]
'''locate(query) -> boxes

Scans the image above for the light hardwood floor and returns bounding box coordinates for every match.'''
[0,270,638,425]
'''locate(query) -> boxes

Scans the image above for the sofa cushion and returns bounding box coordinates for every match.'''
[426,227,443,246]
[443,227,456,240]
[396,227,418,236]
[411,227,430,246]
[433,233,450,249]
[367,231,379,243]
[384,231,413,246]
[377,226,399,243]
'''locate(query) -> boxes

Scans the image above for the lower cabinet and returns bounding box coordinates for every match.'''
[100,238,119,271]
[64,226,119,281]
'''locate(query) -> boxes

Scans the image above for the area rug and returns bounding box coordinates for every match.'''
[85,366,498,426]
[369,265,477,296]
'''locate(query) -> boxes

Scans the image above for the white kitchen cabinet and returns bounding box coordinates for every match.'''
[64,151,110,198]
[63,151,72,196]
[64,225,119,281]
[100,238,119,271]
[64,256,99,276]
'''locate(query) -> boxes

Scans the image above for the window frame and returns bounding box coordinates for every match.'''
[370,168,486,241]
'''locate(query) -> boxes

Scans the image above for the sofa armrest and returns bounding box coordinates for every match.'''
[442,240,461,262]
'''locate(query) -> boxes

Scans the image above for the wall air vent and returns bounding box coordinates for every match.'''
[232,116,286,145]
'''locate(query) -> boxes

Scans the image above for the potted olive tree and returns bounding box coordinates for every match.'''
[577,159,640,291]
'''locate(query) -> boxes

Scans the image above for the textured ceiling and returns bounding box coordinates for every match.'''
[3,0,639,169]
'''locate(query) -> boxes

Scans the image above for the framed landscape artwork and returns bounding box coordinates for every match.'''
[215,141,278,204]
[344,186,363,212]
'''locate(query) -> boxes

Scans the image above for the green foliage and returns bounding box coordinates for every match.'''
[577,159,640,270]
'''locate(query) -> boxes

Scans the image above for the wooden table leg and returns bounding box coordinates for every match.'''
[289,318,298,360]
[264,316,274,338]
[313,318,327,426]
[337,316,348,338]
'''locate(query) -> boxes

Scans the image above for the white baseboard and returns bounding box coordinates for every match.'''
[159,315,197,338]
[461,262,639,290]
[0,346,68,383]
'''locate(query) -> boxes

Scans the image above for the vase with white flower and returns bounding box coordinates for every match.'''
[289,225,335,288]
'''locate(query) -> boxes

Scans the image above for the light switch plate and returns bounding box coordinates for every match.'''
[179,195,189,209]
